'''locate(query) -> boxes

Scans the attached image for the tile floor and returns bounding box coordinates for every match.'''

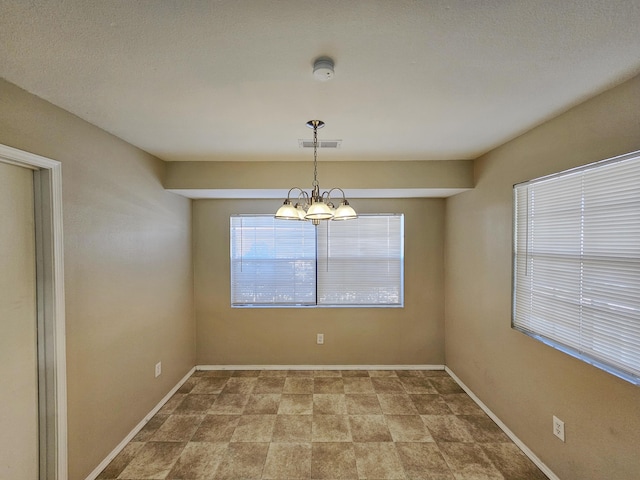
[97,369,548,479]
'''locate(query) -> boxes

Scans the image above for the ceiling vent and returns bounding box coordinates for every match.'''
[298,139,342,149]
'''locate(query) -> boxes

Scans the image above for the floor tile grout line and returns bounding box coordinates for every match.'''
[96,369,548,480]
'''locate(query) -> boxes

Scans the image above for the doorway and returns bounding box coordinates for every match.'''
[0,144,67,480]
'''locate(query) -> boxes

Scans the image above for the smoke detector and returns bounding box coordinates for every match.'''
[313,57,335,81]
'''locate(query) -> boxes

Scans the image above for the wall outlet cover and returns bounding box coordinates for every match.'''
[553,415,565,442]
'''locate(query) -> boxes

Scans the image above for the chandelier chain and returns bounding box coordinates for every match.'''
[312,123,319,188]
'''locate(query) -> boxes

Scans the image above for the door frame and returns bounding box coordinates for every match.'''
[0,144,67,480]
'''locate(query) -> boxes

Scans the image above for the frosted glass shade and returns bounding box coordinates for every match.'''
[305,200,334,220]
[295,204,307,220]
[333,201,357,220]
[275,201,300,220]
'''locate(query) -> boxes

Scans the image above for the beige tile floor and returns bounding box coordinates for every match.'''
[97,369,548,479]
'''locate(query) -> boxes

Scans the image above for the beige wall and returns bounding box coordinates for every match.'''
[0,79,196,480]
[166,159,474,191]
[445,74,640,479]
[194,197,445,365]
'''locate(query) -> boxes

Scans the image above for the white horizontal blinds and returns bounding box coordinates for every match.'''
[513,176,584,348]
[317,215,403,306]
[580,159,640,377]
[230,216,316,306]
[513,152,640,383]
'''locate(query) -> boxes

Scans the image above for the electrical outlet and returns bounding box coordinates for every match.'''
[155,361,162,378]
[316,333,324,345]
[553,415,565,442]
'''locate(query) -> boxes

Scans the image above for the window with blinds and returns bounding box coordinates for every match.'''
[317,215,404,306]
[230,216,316,306]
[513,151,640,385]
[230,214,404,308]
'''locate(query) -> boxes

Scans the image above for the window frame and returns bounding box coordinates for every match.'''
[512,150,640,385]
[230,213,404,309]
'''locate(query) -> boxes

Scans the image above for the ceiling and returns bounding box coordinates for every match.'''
[1,0,639,163]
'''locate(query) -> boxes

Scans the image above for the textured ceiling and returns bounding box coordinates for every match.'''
[1,0,639,162]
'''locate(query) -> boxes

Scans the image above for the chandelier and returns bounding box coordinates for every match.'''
[275,120,357,225]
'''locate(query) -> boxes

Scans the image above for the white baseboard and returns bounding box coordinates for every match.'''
[445,367,559,480]
[84,367,196,480]
[196,364,445,371]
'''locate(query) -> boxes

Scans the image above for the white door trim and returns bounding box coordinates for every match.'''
[0,144,67,480]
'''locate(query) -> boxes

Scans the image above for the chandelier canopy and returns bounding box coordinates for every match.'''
[275,120,357,225]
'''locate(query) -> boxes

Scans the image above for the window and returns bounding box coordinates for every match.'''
[230,214,404,307]
[512,151,640,385]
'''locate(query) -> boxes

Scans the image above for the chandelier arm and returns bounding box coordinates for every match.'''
[285,187,306,200]
[297,190,310,207]
[326,187,347,202]
[321,191,335,208]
